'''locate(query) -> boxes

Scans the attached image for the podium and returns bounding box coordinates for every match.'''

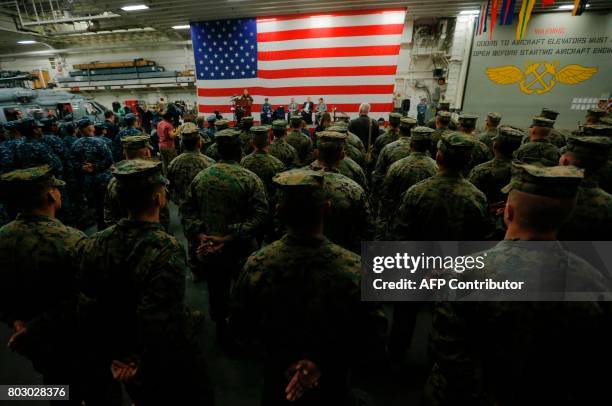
[235,98,252,121]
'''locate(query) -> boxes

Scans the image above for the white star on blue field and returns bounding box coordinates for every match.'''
[191,18,258,80]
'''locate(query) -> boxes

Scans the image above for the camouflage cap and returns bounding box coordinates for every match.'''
[179,122,200,141]
[326,125,348,134]
[112,159,168,186]
[0,165,65,187]
[78,118,93,129]
[436,110,452,124]
[600,116,612,126]
[335,112,350,121]
[501,161,584,198]
[121,134,151,150]
[496,126,526,144]
[532,116,555,128]
[240,116,254,123]
[487,112,502,123]
[410,126,435,141]
[438,101,451,110]
[399,116,418,131]
[316,130,347,143]
[587,107,606,117]
[290,115,303,125]
[271,120,287,131]
[250,125,270,134]
[563,136,612,160]
[540,108,559,120]
[438,132,476,153]
[214,128,241,139]
[273,169,324,189]
[582,124,612,136]
[458,114,479,126]
[124,113,137,123]
[389,112,402,124]
[214,119,230,130]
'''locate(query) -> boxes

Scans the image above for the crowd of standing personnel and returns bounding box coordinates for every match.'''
[0,98,611,405]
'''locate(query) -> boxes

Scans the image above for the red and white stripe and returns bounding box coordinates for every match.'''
[196,9,406,121]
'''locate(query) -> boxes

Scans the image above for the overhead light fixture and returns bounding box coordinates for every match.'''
[459,10,480,15]
[121,4,149,11]
[17,40,37,44]
[172,25,190,30]
[557,3,590,10]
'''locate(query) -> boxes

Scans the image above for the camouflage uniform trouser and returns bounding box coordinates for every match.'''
[159,147,177,175]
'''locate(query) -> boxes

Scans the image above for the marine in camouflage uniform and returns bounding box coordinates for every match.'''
[429,111,453,159]
[0,166,119,405]
[425,163,611,406]
[79,159,213,405]
[513,117,560,166]
[269,120,300,168]
[388,132,493,241]
[476,112,501,150]
[167,123,216,206]
[558,135,612,241]
[371,117,419,198]
[203,119,231,161]
[111,113,140,162]
[329,124,367,168]
[589,124,612,194]
[231,169,387,406]
[238,116,255,155]
[305,131,374,253]
[539,107,568,148]
[378,127,437,239]
[13,118,63,176]
[104,135,170,231]
[426,101,458,130]
[371,112,402,165]
[287,115,313,166]
[181,129,267,339]
[468,126,524,205]
[457,114,492,173]
[70,119,114,230]
[240,126,286,242]
[584,107,607,125]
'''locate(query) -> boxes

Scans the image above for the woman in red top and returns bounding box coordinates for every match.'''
[157,111,177,174]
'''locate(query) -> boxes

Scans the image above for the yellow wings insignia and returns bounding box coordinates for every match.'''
[485,66,523,85]
[556,65,598,85]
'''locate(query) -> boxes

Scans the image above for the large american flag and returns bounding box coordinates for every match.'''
[190,9,406,121]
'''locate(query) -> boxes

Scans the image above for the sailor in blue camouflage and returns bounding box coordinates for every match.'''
[378,127,437,239]
[61,122,78,150]
[388,132,493,240]
[269,120,300,168]
[70,119,113,229]
[13,118,63,176]
[0,121,24,174]
[112,113,140,161]
[558,135,612,241]
[40,117,70,175]
[476,112,501,150]
[513,117,561,166]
